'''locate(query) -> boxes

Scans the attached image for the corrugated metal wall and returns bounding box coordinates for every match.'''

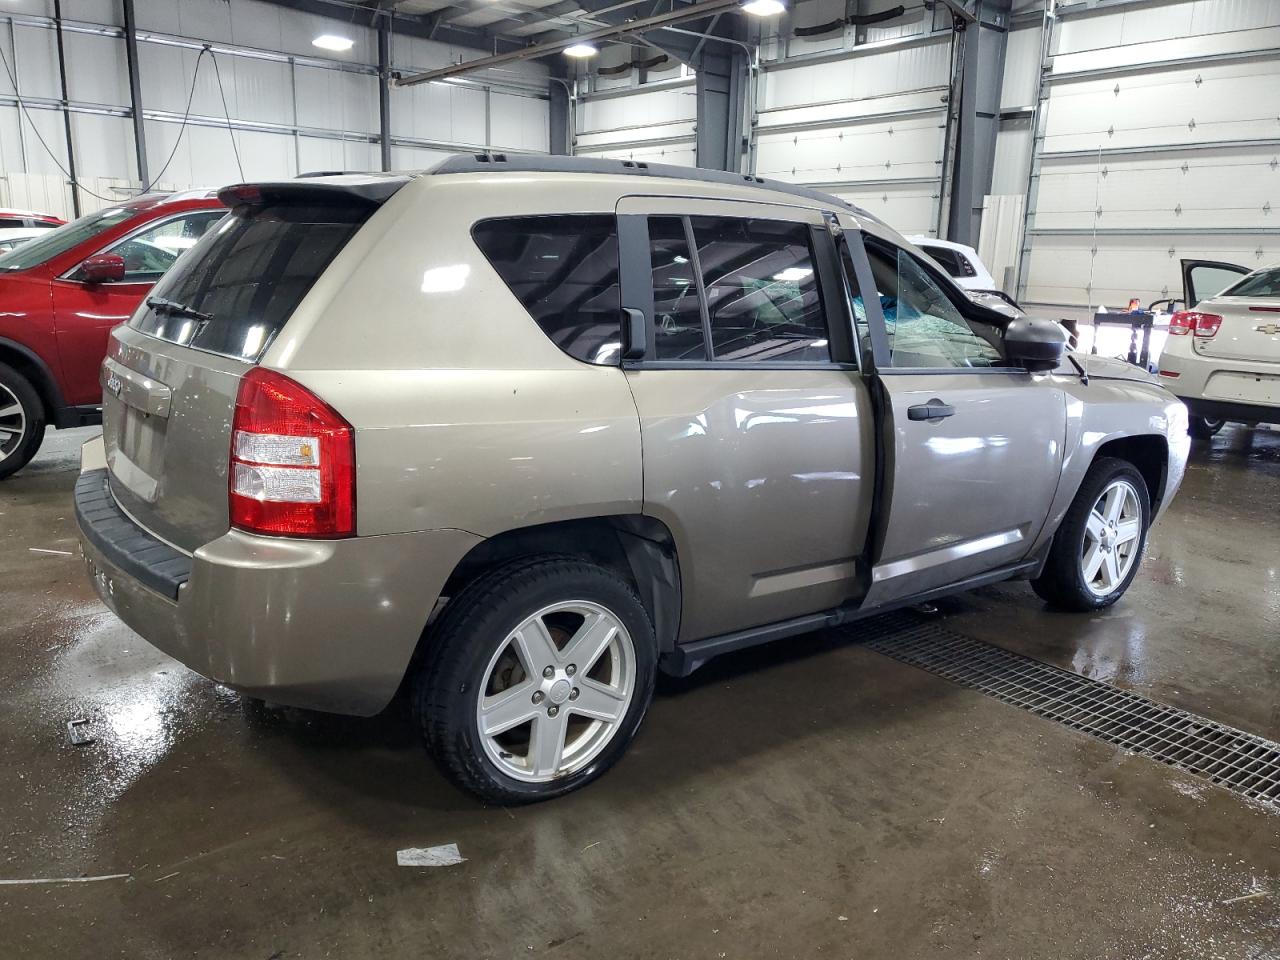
[0,0,550,218]
[753,0,953,237]
[1015,0,1280,310]
[573,56,697,167]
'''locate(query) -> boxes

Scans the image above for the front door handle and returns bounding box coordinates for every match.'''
[907,398,955,422]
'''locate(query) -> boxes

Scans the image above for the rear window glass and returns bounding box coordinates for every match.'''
[472,215,621,365]
[131,202,366,361]
[1222,267,1280,299]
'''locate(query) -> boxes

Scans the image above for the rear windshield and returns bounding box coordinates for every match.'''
[131,202,367,361]
[0,205,137,271]
[1222,267,1280,299]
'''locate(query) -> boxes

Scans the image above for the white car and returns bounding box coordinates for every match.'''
[0,227,54,253]
[908,236,1000,293]
[1158,259,1280,438]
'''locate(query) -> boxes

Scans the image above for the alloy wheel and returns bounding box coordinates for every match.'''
[0,383,27,463]
[1081,478,1142,597]
[475,600,636,783]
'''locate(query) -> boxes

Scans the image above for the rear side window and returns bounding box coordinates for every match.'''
[921,244,975,279]
[132,202,366,361]
[1222,267,1280,299]
[473,215,621,365]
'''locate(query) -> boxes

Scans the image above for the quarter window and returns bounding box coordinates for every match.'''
[649,216,706,361]
[473,215,621,365]
[689,216,831,363]
[857,241,1002,369]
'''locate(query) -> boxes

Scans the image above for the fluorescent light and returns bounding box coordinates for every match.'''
[741,0,786,15]
[312,34,355,52]
[563,42,599,58]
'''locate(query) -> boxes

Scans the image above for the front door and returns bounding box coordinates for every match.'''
[52,210,224,406]
[840,222,1068,607]
[617,197,876,642]
[1181,259,1249,309]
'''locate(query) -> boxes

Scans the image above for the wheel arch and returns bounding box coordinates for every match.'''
[1091,433,1169,513]
[0,337,66,423]
[437,514,683,654]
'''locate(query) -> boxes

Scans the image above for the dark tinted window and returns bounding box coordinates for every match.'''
[473,215,621,365]
[690,216,830,363]
[1222,266,1280,299]
[132,202,366,361]
[0,217,24,228]
[649,216,706,360]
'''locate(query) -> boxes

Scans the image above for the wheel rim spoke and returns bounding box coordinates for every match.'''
[570,677,627,724]
[1085,510,1106,542]
[529,712,568,778]
[1083,542,1105,581]
[1102,550,1121,589]
[1115,517,1141,546]
[1103,486,1125,524]
[0,402,20,419]
[478,680,539,737]
[511,617,560,675]
[559,611,617,675]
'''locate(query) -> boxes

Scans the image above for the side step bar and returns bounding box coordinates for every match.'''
[659,559,1039,677]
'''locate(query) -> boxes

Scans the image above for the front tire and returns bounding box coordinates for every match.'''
[0,362,47,481]
[1188,415,1224,439]
[415,557,657,804]
[1032,457,1151,611]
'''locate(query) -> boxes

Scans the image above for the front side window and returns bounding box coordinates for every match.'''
[857,241,1002,369]
[98,211,226,283]
[690,216,831,363]
[473,215,621,365]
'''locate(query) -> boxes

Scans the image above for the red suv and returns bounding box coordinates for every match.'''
[0,191,225,478]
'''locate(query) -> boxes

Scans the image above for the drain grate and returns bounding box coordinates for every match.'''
[855,613,1280,805]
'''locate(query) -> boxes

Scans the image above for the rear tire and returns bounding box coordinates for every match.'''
[414,556,657,805]
[1188,415,1224,439]
[1031,457,1151,612]
[0,362,47,481]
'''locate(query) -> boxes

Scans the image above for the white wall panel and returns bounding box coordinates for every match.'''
[293,65,379,137]
[990,118,1032,196]
[831,182,937,237]
[1019,1,1280,309]
[1000,25,1042,110]
[760,37,950,110]
[489,93,550,152]
[755,116,944,184]
[575,81,695,167]
[576,141,696,168]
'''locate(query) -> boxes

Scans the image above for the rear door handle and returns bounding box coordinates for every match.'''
[907,399,955,422]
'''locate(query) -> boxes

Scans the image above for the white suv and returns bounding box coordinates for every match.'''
[1158,260,1280,438]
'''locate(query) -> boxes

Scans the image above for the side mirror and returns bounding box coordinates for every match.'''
[1004,316,1067,372]
[79,253,126,284]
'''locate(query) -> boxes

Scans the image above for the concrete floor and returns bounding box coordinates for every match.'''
[2,425,1279,959]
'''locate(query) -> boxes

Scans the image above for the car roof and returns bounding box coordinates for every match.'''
[276,154,881,222]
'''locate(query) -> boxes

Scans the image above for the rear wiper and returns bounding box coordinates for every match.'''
[146,296,213,323]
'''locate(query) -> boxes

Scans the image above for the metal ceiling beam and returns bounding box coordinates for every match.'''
[394,0,744,85]
[258,0,526,54]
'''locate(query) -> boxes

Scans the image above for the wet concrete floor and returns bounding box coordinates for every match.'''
[1,425,1279,959]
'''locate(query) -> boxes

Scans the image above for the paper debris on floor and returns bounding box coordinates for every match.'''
[66,719,94,746]
[396,844,466,868]
[0,874,129,886]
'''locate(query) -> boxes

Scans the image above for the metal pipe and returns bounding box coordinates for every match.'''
[121,0,148,187]
[394,0,746,86]
[378,19,392,171]
[52,0,80,216]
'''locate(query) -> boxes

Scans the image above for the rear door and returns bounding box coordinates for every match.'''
[839,220,1068,607]
[52,208,225,405]
[617,197,876,641]
[102,194,375,551]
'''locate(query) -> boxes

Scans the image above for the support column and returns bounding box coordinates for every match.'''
[695,46,747,172]
[122,0,149,187]
[378,19,392,172]
[548,78,572,156]
[52,0,80,216]
[946,0,1012,247]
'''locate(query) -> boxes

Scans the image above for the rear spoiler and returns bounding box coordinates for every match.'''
[217,176,412,210]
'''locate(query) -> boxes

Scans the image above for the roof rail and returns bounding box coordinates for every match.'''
[430,153,879,221]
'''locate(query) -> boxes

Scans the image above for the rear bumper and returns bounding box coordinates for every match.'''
[75,437,482,716]
[1159,349,1280,424]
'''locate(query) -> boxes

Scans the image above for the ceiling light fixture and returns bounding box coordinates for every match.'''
[563,41,599,58]
[741,0,786,15]
[312,34,355,52]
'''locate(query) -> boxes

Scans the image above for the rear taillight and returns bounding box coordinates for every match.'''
[1168,310,1223,338]
[230,368,355,538]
